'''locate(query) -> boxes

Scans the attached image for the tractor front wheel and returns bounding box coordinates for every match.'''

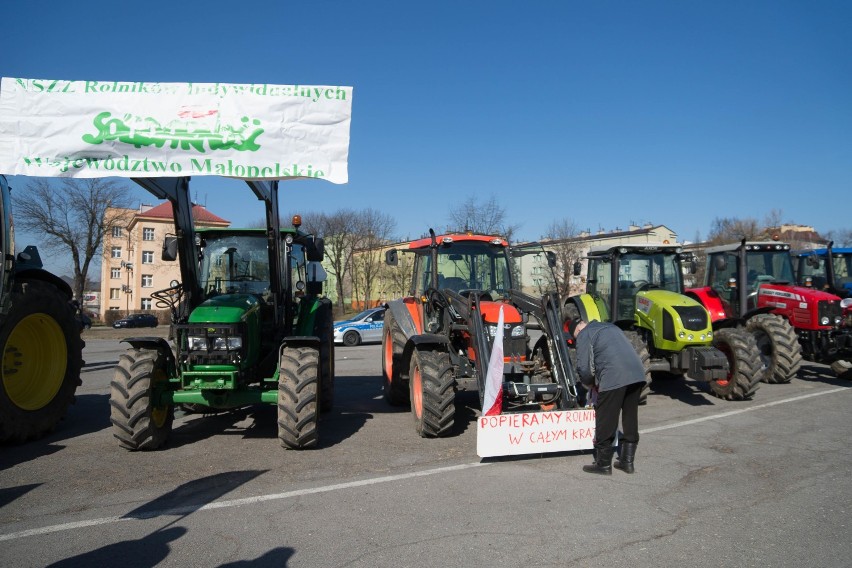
[278,346,320,449]
[746,314,802,383]
[109,348,173,450]
[710,328,762,401]
[0,279,84,443]
[409,348,454,437]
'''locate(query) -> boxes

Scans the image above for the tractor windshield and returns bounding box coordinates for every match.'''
[415,242,511,297]
[746,251,795,287]
[199,234,271,298]
[588,250,684,321]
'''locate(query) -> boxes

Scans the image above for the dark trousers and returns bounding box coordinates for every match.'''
[594,382,642,448]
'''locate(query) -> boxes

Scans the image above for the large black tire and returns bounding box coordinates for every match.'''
[316,302,335,413]
[409,348,455,437]
[109,348,173,450]
[746,313,803,383]
[0,279,84,443]
[709,328,762,401]
[278,346,320,449]
[623,330,652,405]
[382,309,409,406]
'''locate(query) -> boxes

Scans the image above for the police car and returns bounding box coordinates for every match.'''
[333,307,385,346]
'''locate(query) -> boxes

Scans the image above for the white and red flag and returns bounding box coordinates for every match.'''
[482,305,504,416]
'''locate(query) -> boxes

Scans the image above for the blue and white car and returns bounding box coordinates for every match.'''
[333,307,385,346]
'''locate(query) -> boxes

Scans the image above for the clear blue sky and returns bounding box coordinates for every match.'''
[3,0,850,276]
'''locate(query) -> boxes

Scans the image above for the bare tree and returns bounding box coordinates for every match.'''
[351,209,397,308]
[707,216,763,244]
[13,178,133,302]
[305,209,360,313]
[447,194,520,241]
[825,229,852,247]
[542,219,585,297]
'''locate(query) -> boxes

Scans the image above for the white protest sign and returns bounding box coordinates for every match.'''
[0,78,352,183]
[476,408,596,458]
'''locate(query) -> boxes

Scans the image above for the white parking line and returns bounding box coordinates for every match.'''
[2,386,848,542]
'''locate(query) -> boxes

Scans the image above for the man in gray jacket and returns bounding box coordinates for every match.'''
[568,318,647,475]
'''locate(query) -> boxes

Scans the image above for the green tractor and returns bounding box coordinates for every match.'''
[567,244,762,401]
[109,177,334,450]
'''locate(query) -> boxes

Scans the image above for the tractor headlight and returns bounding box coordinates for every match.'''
[835,316,842,326]
[187,335,243,350]
[214,336,243,350]
[820,316,830,326]
[487,324,525,338]
[841,298,852,309]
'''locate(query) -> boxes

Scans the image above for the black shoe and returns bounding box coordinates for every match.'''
[582,462,612,475]
[583,445,614,475]
[614,442,637,474]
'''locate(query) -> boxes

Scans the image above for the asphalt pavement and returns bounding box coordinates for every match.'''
[1,340,850,567]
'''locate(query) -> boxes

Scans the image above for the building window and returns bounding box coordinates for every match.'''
[143,227,155,241]
[112,226,123,238]
[110,288,120,300]
[111,268,121,279]
[111,246,122,259]
[109,306,119,311]
[142,251,154,264]
[141,298,152,310]
[142,275,153,288]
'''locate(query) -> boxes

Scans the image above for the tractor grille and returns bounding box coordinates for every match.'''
[674,306,709,331]
[818,300,841,326]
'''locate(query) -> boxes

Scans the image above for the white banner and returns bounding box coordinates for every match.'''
[476,409,595,458]
[0,77,352,183]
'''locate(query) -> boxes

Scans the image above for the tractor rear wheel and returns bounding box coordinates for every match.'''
[746,314,802,383]
[278,346,320,449]
[709,328,762,401]
[109,348,173,450]
[382,310,409,406]
[623,330,652,404]
[409,348,454,437]
[0,279,83,443]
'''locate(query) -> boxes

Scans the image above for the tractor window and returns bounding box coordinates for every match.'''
[834,254,851,285]
[797,254,827,289]
[709,253,739,305]
[199,235,271,298]
[746,251,794,285]
[415,242,511,296]
[587,257,612,310]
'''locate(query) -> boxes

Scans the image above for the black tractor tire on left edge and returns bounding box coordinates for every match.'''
[382,309,409,406]
[409,348,455,437]
[709,328,762,401]
[278,346,320,449]
[623,330,652,405]
[746,313,803,383]
[109,348,173,450]
[0,279,84,444]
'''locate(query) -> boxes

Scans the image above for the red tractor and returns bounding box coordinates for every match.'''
[687,239,850,382]
[382,230,584,437]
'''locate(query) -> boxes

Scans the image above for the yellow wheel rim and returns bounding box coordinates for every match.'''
[3,313,68,411]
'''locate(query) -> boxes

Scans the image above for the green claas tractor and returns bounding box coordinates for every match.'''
[567,244,762,401]
[109,177,333,450]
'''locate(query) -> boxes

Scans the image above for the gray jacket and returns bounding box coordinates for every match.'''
[575,321,647,392]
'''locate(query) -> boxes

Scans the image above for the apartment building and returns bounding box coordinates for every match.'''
[100,202,229,316]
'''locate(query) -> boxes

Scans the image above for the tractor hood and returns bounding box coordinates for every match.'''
[757,283,841,304]
[635,289,714,350]
[189,294,260,324]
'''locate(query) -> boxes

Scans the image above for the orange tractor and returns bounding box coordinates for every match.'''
[382,230,583,437]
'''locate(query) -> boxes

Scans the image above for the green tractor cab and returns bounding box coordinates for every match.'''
[567,244,761,401]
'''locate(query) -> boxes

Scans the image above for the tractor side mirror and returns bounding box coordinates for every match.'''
[807,255,820,268]
[545,251,557,268]
[306,237,324,262]
[713,255,727,272]
[688,260,697,274]
[573,261,582,276]
[385,249,399,266]
[162,235,178,261]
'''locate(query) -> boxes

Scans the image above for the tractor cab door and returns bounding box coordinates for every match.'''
[707,252,740,314]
